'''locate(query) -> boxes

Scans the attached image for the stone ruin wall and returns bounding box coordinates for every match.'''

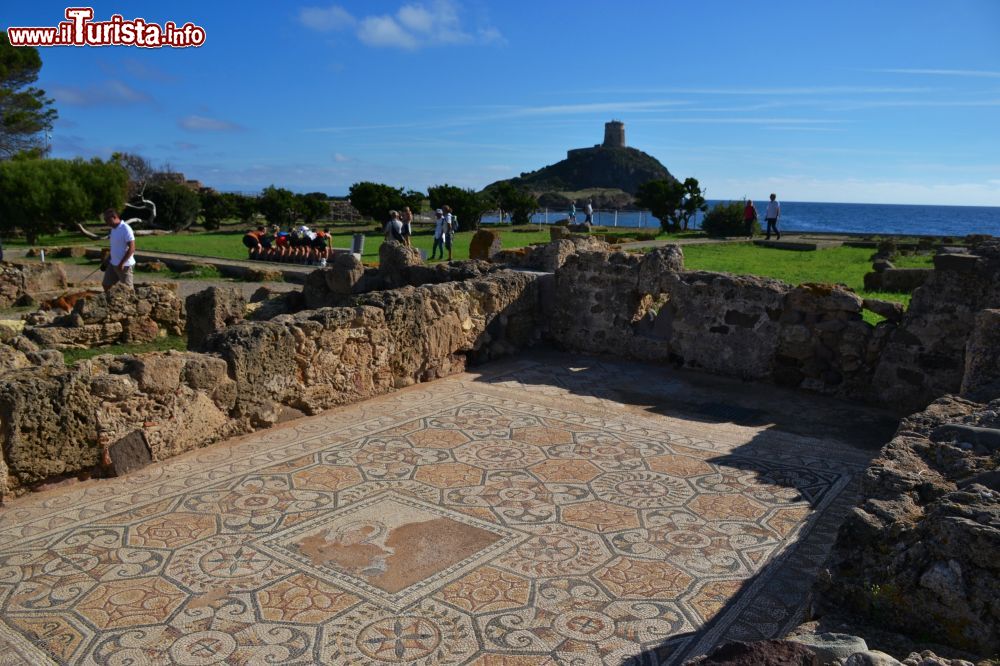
[0,269,543,499]
[550,240,1000,412]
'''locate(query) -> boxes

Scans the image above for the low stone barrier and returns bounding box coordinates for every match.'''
[0,269,543,499]
[24,283,184,349]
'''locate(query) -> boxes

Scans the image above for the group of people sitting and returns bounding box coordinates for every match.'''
[242,225,334,264]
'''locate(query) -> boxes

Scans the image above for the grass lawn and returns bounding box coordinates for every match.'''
[681,242,931,322]
[62,334,187,365]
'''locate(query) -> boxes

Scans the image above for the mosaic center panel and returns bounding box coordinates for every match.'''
[258,491,522,610]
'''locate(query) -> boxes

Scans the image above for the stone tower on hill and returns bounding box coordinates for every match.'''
[603,120,626,148]
[484,120,674,198]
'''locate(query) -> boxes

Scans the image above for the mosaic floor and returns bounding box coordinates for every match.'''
[0,354,885,665]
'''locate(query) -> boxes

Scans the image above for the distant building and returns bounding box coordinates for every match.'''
[567,120,628,158]
[603,120,626,148]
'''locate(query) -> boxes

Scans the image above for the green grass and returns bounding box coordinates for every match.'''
[681,242,931,323]
[63,334,187,365]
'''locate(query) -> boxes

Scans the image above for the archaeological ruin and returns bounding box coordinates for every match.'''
[0,237,996,664]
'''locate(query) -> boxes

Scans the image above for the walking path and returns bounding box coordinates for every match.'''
[0,352,895,665]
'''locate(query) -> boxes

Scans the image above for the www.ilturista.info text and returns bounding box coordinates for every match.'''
[7,8,206,48]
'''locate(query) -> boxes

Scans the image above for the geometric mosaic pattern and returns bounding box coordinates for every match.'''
[0,356,877,665]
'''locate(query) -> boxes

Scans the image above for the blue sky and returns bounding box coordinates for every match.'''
[5,1,1000,205]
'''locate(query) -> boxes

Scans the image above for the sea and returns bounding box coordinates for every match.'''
[480,201,1000,237]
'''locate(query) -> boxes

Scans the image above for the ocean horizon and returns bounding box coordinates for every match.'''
[481,200,1000,237]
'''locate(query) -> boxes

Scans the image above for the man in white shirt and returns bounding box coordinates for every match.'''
[430,209,445,260]
[764,193,781,240]
[103,208,135,291]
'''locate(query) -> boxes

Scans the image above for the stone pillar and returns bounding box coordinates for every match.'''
[961,308,1000,401]
[185,286,246,351]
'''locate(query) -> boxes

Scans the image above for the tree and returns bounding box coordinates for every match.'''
[677,177,707,231]
[701,201,752,237]
[428,184,489,231]
[144,180,201,230]
[348,181,410,222]
[200,189,236,230]
[296,192,329,224]
[0,34,58,159]
[491,182,538,225]
[0,158,126,243]
[257,185,298,227]
[635,179,683,232]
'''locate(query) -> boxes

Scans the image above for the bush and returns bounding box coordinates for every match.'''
[633,232,658,242]
[701,201,756,238]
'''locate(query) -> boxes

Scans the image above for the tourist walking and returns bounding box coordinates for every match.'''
[431,209,446,260]
[764,193,781,240]
[584,200,593,225]
[743,199,758,239]
[384,210,405,243]
[102,208,135,292]
[442,205,456,261]
[401,206,413,246]
[569,203,576,223]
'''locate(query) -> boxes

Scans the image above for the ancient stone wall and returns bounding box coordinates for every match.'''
[550,241,1000,409]
[0,262,68,307]
[815,394,1000,657]
[22,283,184,349]
[872,242,1000,414]
[0,270,543,499]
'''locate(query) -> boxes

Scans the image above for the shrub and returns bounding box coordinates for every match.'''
[701,201,755,238]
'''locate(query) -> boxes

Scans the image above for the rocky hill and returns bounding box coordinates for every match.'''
[485,145,674,198]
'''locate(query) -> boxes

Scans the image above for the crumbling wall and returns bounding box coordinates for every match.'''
[24,283,185,349]
[872,242,1000,413]
[0,262,68,307]
[814,395,1000,657]
[0,269,543,499]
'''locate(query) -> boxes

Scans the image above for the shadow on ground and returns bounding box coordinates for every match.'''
[473,349,899,664]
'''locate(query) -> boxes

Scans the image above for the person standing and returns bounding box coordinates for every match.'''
[569,203,576,223]
[430,209,445,260]
[584,200,593,225]
[764,193,781,240]
[442,205,456,261]
[102,208,135,292]
[743,199,759,239]
[384,210,405,243]
[400,206,413,247]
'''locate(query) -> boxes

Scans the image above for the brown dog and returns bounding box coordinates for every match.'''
[40,290,101,312]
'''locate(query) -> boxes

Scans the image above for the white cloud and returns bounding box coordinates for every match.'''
[179,115,244,132]
[298,5,356,31]
[50,80,151,106]
[333,153,350,162]
[872,68,1000,79]
[302,0,500,50]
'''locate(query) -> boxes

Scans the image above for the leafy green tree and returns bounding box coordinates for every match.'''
[0,34,58,159]
[677,177,707,231]
[428,184,489,231]
[257,185,298,227]
[636,179,683,232]
[0,158,125,243]
[227,192,258,223]
[296,192,329,224]
[144,180,201,230]
[701,201,752,237]
[490,182,538,225]
[200,189,236,230]
[348,181,408,222]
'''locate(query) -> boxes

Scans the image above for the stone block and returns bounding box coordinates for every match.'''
[933,253,980,272]
[863,298,905,323]
[469,229,502,261]
[185,286,246,351]
[108,430,152,476]
[961,309,1000,401]
[126,352,186,394]
[324,253,366,294]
